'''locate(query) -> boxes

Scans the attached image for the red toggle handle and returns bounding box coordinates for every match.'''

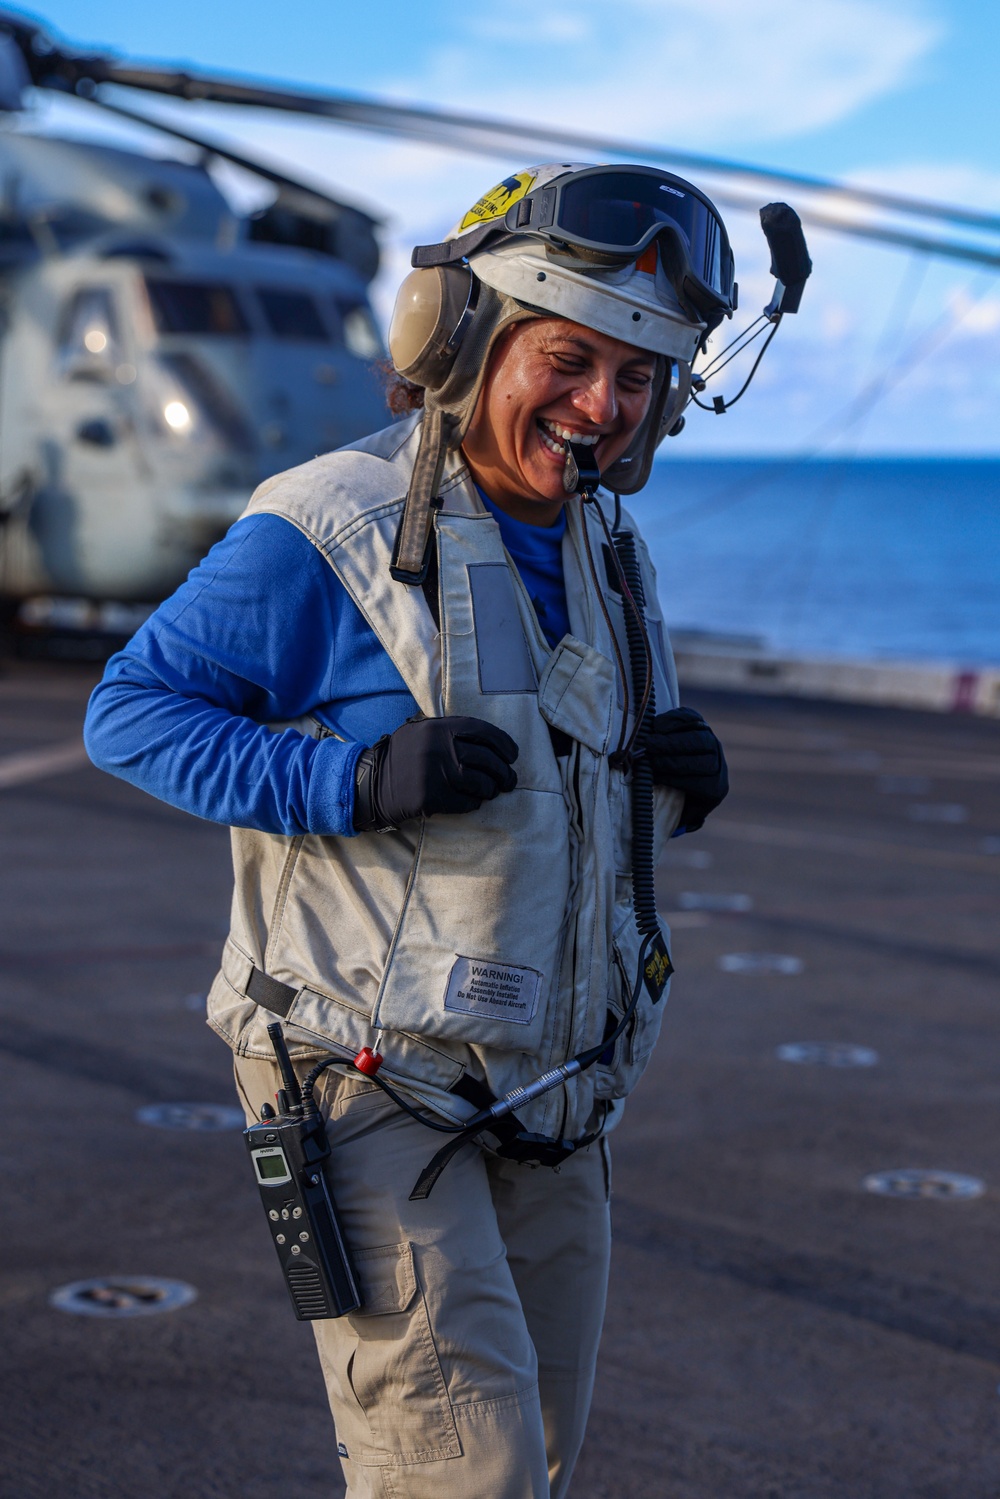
[354,1046,384,1076]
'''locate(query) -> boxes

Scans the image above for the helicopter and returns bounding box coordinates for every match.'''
[0,17,391,615]
[0,7,995,626]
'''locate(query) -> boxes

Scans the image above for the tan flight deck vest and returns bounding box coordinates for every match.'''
[207,413,683,1142]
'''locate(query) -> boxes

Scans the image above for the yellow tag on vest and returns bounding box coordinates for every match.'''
[643,934,674,1002]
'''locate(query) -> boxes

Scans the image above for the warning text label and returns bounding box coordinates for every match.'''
[443,957,542,1025]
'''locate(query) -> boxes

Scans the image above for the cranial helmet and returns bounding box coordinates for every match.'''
[388,162,736,584]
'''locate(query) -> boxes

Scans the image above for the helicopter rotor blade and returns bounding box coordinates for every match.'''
[3,7,999,253]
[89,96,381,226]
[712,188,1000,271]
[91,68,1000,241]
[89,93,1000,273]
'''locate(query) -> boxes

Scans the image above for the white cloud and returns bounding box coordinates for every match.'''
[947,288,1000,334]
[389,0,942,148]
[469,11,591,44]
[820,303,856,340]
[832,160,1000,210]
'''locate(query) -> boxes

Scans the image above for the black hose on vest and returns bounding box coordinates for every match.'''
[613,533,657,939]
[581,488,677,1007]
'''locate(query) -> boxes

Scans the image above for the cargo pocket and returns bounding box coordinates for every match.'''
[596,930,667,1099]
[371,790,569,1055]
[347,1242,460,1465]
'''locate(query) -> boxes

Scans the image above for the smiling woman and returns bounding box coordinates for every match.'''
[461,322,657,524]
[385,161,720,581]
[85,159,732,1499]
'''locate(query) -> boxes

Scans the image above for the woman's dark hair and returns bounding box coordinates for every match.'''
[377,360,425,416]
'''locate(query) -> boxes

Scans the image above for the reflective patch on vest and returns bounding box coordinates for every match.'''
[650,617,673,707]
[444,956,542,1024]
[467,563,538,694]
[607,595,627,710]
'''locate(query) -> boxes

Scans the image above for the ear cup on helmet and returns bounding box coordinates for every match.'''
[659,360,691,439]
[388,264,477,387]
[602,358,691,494]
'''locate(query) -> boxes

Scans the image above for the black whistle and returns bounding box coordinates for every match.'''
[563,440,602,497]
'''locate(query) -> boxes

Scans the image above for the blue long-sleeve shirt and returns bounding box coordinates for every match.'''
[84,499,570,837]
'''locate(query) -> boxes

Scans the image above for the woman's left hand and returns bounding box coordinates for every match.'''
[645,706,729,831]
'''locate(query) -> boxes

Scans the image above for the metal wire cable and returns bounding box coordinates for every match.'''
[689,318,782,412]
[695,314,768,381]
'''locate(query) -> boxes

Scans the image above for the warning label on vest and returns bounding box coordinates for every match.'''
[443,957,542,1025]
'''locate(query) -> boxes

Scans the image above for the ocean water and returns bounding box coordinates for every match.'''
[627,459,1000,666]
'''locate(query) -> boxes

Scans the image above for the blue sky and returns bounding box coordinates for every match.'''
[25,1,1000,454]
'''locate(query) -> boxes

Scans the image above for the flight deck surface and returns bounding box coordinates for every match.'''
[1,659,998,1498]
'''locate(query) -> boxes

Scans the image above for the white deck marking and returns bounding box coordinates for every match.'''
[0,738,89,789]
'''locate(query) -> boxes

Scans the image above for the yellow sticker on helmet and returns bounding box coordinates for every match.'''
[458,172,536,231]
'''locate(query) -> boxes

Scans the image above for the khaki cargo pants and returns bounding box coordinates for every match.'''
[235,1055,612,1499]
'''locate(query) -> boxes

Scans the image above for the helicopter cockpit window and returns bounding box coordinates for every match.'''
[255,287,329,341]
[58,288,121,375]
[337,299,383,360]
[146,280,250,336]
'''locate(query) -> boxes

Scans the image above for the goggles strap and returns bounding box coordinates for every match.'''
[412,224,500,268]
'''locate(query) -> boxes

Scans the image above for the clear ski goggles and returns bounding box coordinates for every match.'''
[415,165,735,328]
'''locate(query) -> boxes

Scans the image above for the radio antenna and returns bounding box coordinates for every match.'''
[267,1022,303,1111]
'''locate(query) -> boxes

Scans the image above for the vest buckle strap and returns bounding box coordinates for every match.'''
[245,965,298,1019]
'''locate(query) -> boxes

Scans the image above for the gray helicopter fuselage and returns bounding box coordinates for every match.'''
[0,134,390,604]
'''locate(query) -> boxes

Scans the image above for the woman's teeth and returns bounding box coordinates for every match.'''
[537,418,600,456]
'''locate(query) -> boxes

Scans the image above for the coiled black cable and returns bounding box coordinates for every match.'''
[611,529,661,948]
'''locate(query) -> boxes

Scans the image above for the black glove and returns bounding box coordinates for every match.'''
[645,706,728,832]
[353,716,519,831]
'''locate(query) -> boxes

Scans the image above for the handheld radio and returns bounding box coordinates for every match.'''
[244,1023,361,1320]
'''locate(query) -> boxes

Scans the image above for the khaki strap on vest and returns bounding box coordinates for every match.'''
[389,407,450,585]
